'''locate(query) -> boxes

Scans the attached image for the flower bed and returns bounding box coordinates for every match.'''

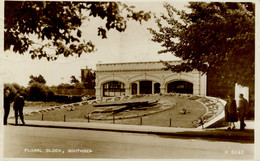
[22,94,209,128]
[192,96,225,128]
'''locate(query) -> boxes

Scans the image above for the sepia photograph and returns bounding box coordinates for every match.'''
[1,0,258,160]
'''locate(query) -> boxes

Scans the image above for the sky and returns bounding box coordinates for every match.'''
[0,2,188,87]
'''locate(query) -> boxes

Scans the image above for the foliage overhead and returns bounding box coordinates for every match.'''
[5,1,151,61]
[149,2,254,88]
[29,74,46,84]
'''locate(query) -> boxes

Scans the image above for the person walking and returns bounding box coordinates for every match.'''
[224,94,238,129]
[4,89,11,125]
[238,94,249,130]
[13,91,25,125]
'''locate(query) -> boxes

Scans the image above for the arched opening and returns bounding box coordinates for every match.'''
[167,81,193,94]
[132,83,137,95]
[140,81,152,94]
[103,81,125,97]
[154,83,160,94]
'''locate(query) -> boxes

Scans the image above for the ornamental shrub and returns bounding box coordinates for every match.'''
[27,82,49,102]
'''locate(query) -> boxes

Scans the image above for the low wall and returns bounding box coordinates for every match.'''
[196,96,226,129]
[54,88,95,96]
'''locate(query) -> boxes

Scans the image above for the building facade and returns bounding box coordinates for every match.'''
[94,61,207,99]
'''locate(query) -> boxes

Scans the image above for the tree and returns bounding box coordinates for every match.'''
[149,2,254,93]
[57,83,74,89]
[4,83,27,101]
[4,83,18,101]
[29,74,46,84]
[83,71,96,89]
[5,1,151,61]
[27,82,49,101]
[70,75,80,84]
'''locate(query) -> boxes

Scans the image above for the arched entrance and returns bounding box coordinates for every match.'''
[103,81,125,97]
[167,81,193,94]
[154,83,160,94]
[132,83,137,95]
[140,81,152,94]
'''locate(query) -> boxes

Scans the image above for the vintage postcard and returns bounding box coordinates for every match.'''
[1,0,258,161]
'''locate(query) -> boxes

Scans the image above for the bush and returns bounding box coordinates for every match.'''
[247,100,254,120]
[52,95,82,103]
[47,90,55,101]
[5,83,28,99]
[27,82,50,101]
[57,83,74,89]
[4,83,18,102]
[53,95,69,103]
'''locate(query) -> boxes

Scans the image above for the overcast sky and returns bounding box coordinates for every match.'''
[0,2,188,87]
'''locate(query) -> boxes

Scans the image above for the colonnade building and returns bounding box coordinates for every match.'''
[94,61,207,99]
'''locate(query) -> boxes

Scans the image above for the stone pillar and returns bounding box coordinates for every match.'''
[160,88,166,94]
[125,88,130,96]
[160,79,165,95]
[193,73,200,96]
[200,74,207,96]
[125,77,130,96]
[95,87,102,100]
[129,83,132,95]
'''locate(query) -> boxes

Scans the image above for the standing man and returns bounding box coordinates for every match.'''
[4,89,11,125]
[13,91,25,125]
[238,94,249,130]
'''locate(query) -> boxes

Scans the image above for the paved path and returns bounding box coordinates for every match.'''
[3,125,254,159]
[7,119,254,142]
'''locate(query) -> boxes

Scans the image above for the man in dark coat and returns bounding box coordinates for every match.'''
[13,91,25,125]
[225,94,238,129]
[238,94,249,130]
[4,89,11,125]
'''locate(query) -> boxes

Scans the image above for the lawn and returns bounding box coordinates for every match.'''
[24,95,206,128]
[114,96,205,128]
